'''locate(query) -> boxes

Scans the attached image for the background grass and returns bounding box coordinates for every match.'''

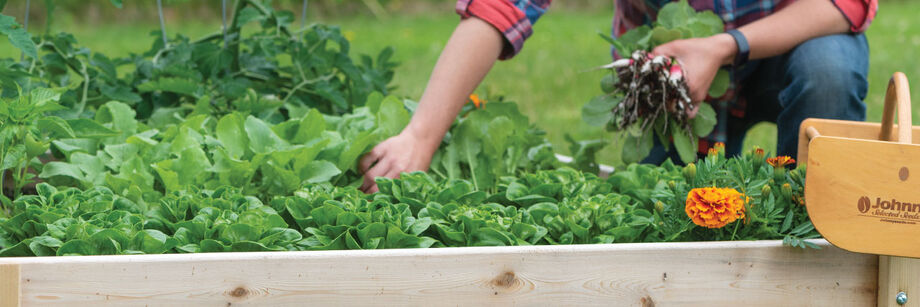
[2,1,918,167]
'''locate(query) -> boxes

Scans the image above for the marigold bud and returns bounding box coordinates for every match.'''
[753,147,765,160]
[683,163,697,182]
[752,147,765,172]
[668,180,676,190]
[789,168,802,182]
[761,184,772,197]
[655,201,665,213]
[782,183,793,200]
[774,168,785,182]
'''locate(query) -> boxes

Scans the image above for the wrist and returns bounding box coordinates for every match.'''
[403,121,443,154]
[712,33,738,66]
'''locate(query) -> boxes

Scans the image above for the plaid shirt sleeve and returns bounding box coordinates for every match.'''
[456,0,552,60]
[831,0,878,32]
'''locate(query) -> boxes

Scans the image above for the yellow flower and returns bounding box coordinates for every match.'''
[470,94,485,109]
[766,156,795,168]
[685,187,748,229]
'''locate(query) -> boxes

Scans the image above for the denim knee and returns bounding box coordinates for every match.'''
[779,34,868,121]
[774,34,869,157]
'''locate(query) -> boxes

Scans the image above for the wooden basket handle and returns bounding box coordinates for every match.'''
[878,72,913,144]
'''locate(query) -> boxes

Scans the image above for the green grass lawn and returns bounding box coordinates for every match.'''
[2,2,918,167]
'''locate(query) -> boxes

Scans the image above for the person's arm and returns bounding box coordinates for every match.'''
[358,17,504,193]
[652,0,863,106]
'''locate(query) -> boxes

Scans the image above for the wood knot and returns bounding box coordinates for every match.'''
[230,287,249,298]
[640,295,656,307]
[492,271,516,288]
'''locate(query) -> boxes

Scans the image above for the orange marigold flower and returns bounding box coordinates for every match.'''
[707,142,725,157]
[766,156,795,168]
[685,187,748,229]
[470,94,485,109]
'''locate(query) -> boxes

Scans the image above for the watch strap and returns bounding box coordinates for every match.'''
[725,29,750,68]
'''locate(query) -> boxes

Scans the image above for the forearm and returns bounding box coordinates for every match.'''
[404,17,504,150]
[715,0,852,65]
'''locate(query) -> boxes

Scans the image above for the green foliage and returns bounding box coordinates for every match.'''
[429,97,559,192]
[0,184,307,256]
[637,149,818,243]
[38,95,408,203]
[0,87,74,209]
[0,6,821,256]
[0,13,36,59]
[0,148,816,256]
[0,0,396,121]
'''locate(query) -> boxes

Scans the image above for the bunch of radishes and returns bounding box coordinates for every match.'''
[602,50,694,133]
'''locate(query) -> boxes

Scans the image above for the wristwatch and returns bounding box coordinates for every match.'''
[725,29,750,68]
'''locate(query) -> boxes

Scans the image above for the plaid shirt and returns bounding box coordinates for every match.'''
[457,0,877,152]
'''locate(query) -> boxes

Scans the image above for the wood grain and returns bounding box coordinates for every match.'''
[796,119,920,166]
[879,72,913,143]
[0,240,875,306]
[0,264,20,307]
[879,256,920,307]
[805,136,920,258]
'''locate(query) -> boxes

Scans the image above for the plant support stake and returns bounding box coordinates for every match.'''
[301,0,308,29]
[20,0,30,61]
[221,0,227,41]
[157,0,168,46]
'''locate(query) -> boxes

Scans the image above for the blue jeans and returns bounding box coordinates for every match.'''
[642,33,869,164]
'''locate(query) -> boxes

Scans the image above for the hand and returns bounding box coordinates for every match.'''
[358,127,438,193]
[652,33,736,117]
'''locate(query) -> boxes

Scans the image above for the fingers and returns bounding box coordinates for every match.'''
[686,104,701,119]
[359,146,384,174]
[360,160,391,193]
[651,42,677,57]
[382,168,403,181]
[366,183,380,194]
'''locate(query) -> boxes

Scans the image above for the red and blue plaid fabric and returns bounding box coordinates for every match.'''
[456,0,551,59]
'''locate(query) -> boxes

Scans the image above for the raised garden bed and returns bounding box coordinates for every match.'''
[0,239,876,306]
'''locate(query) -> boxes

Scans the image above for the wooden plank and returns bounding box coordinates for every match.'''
[0,240,876,306]
[879,256,920,307]
[796,119,920,166]
[876,72,920,307]
[804,136,920,258]
[0,264,20,307]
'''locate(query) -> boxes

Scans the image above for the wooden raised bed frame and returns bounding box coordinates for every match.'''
[0,240,876,306]
[3,73,918,306]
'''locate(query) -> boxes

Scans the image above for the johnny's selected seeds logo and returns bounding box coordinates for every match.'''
[857,196,920,224]
[858,196,871,213]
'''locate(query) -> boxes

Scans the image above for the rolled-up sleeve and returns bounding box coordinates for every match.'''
[456,0,552,60]
[831,0,877,32]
